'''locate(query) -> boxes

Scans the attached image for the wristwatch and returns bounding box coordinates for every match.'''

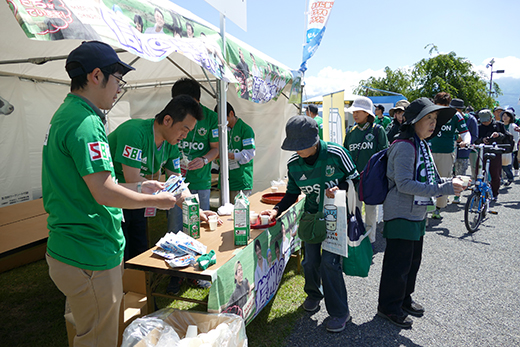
[202,156,209,165]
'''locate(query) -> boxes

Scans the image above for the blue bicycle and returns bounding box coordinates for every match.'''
[464,143,506,233]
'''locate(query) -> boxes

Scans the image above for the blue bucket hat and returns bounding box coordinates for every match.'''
[281,115,319,151]
[66,41,135,78]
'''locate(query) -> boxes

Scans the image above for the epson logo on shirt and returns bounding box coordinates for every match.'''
[122,145,142,162]
[349,142,373,151]
[212,129,219,138]
[179,141,205,151]
[243,138,254,146]
[300,179,339,195]
[173,158,180,170]
[89,141,111,161]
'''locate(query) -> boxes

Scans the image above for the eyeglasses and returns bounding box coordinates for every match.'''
[111,74,127,89]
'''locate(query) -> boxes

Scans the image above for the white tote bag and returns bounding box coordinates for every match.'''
[321,189,348,257]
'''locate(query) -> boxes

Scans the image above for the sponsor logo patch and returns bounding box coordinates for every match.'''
[122,145,142,162]
[243,138,254,146]
[88,141,111,161]
[212,128,219,138]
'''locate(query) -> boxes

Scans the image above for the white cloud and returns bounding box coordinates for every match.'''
[303,66,385,100]
[475,56,520,80]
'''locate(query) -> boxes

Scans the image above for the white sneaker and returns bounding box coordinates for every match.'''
[515,170,519,177]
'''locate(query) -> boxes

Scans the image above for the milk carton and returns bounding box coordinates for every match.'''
[234,191,250,246]
[183,196,200,239]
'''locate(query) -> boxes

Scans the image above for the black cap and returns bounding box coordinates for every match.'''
[281,116,319,151]
[375,105,385,112]
[66,41,135,78]
[403,97,456,140]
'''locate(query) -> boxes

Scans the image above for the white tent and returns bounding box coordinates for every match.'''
[0,2,297,207]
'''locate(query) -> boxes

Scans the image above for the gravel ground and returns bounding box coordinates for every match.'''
[284,179,520,347]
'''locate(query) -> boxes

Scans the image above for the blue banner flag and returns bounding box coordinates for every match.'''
[300,0,335,72]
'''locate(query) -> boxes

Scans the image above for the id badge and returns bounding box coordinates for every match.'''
[229,159,240,170]
[144,207,157,217]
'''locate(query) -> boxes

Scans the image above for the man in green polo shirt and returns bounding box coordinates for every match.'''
[42,41,179,346]
[306,104,323,140]
[215,102,255,202]
[108,95,204,260]
[374,104,392,133]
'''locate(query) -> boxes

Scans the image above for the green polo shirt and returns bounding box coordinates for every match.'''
[221,118,255,191]
[343,123,389,173]
[108,118,181,183]
[42,93,124,271]
[178,105,219,190]
[374,115,392,131]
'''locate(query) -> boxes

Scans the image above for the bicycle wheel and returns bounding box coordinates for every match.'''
[464,191,484,233]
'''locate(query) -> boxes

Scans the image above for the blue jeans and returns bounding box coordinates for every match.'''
[503,164,514,181]
[167,189,211,234]
[302,242,349,318]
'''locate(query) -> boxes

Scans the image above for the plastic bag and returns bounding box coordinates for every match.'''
[121,308,248,347]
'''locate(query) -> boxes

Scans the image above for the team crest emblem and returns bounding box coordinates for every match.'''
[234,136,240,142]
[365,133,375,141]
[198,127,207,136]
[325,165,335,177]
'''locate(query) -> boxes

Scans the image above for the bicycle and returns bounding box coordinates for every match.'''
[463,143,506,233]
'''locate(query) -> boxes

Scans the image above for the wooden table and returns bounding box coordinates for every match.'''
[125,187,289,312]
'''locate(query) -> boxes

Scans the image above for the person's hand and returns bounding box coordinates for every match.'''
[200,210,223,225]
[187,157,205,170]
[459,141,470,148]
[141,180,164,194]
[325,186,339,198]
[452,177,464,196]
[491,132,500,138]
[153,192,178,210]
[228,152,235,160]
[261,209,278,222]
[483,137,490,145]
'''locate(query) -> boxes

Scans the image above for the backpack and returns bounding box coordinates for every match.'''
[358,139,414,205]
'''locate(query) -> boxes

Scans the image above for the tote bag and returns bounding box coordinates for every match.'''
[342,181,373,277]
[321,190,348,257]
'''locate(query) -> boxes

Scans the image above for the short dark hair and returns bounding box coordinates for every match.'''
[376,105,385,112]
[213,102,235,117]
[434,92,452,106]
[171,77,201,101]
[307,104,318,114]
[68,62,124,92]
[155,94,204,125]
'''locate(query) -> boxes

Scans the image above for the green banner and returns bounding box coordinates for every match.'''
[6,0,294,103]
[207,199,304,325]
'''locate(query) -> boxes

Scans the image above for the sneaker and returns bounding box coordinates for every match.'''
[188,278,212,289]
[326,314,351,333]
[452,196,460,204]
[302,297,320,312]
[166,277,183,295]
[402,301,425,317]
[431,209,442,219]
[377,310,413,329]
[504,180,512,186]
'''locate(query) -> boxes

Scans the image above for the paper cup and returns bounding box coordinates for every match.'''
[208,215,218,231]
[250,212,259,224]
[260,215,270,225]
[459,175,471,188]
[271,186,278,193]
[186,325,198,338]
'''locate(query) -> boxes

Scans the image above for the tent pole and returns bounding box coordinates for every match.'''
[218,13,230,207]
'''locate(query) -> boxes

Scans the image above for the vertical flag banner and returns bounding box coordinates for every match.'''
[300,0,335,72]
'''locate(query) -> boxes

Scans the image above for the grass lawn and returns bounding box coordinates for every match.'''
[1,210,307,346]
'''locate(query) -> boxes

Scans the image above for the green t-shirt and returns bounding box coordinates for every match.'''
[315,116,324,140]
[42,94,124,271]
[178,105,219,190]
[374,115,392,131]
[108,118,181,183]
[429,112,469,153]
[221,118,255,191]
[343,123,389,172]
[286,141,359,214]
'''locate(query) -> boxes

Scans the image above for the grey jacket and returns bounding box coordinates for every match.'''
[383,140,454,222]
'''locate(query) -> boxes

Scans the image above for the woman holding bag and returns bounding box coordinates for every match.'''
[378,98,465,328]
[261,115,359,333]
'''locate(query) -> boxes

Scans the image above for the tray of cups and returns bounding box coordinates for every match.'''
[250,213,276,229]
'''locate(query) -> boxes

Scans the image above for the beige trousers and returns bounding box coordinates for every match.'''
[46,253,124,347]
[432,152,455,208]
[356,200,378,243]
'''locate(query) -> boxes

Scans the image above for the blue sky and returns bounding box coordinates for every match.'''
[171,0,520,104]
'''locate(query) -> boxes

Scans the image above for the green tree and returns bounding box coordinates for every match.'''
[354,66,413,98]
[356,46,500,111]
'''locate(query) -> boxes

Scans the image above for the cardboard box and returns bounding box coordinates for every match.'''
[233,193,250,246]
[183,196,200,239]
[65,269,148,347]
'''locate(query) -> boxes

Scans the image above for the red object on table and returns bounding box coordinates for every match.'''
[250,217,277,229]
[261,192,285,204]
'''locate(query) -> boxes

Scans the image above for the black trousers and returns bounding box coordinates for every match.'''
[122,208,147,261]
[378,236,424,316]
